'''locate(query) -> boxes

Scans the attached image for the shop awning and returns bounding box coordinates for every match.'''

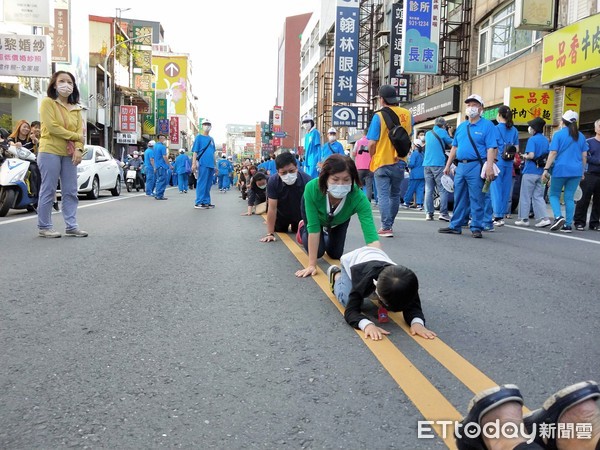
[116,85,149,109]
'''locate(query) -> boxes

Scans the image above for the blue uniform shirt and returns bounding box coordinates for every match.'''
[408,148,425,179]
[174,153,190,175]
[192,134,216,169]
[304,128,322,171]
[549,127,588,178]
[424,126,452,167]
[452,118,499,160]
[144,147,155,169]
[153,142,168,169]
[496,123,519,168]
[217,158,233,175]
[321,140,345,162]
[522,133,549,176]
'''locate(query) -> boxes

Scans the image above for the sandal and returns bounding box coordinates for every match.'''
[455,384,524,450]
[524,380,599,450]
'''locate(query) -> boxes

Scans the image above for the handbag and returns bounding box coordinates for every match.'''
[55,101,77,156]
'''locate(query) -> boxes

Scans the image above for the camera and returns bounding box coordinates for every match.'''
[358,145,368,155]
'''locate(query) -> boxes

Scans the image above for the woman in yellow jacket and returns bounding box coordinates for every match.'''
[37,71,86,238]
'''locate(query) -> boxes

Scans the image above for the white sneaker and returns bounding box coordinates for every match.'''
[493,219,505,227]
[535,218,552,228]
[514,219,529,227]
[39,229,61,238]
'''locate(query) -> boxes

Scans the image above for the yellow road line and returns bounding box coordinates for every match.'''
[280,233,460,449]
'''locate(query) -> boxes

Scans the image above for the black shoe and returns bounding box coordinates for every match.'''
[455,385,523,450]
[524,381,599,450]
[155,197,168,200]
[560,225,572,233]
[574,224,585,231]
[472,230,483,238]
[550,216,565,231]
[438,227,461,234]
[52,201,60,212]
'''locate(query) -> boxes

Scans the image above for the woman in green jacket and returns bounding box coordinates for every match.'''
[295,154,380,278]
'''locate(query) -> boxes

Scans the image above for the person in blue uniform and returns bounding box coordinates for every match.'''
[301,114,321,178]
[424,117,453,221]
[153,134,171,200]
[174,148,190,193]
[438,94,499,238]
[490,105,519,227]
[192,119,217,209]
[320,127,345,169]
[216,154,233,192]
[402,134,425,209]
[543,110,589,232]
[143,140,156,196]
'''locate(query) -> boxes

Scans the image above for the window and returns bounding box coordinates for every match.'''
[477,1,541,74]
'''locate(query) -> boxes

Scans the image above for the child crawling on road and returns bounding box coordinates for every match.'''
[327,246,436,341]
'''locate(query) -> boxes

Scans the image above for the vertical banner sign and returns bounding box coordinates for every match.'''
[333,0,360,103]
[157,119,169,135]
[156,99,168,121]
[45,6,70,63]
[401,0,440,74]
[169,117,179,145]
[389,2,403,79]
[120,105,138,132]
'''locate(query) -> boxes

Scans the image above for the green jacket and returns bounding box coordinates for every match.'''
[303,178,379,244]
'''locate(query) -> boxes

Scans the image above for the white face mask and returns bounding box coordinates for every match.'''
[57,83,73,97]
[257,183,267,190]
[302,123,311,131]
[328,183,352,199]
[328,135,336,142]
[527,126,535,135]
[203,125,212,133]
[466,106,480,119]
[280,172,298,185]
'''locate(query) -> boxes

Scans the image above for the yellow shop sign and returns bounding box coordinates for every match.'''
[504,87,555,124]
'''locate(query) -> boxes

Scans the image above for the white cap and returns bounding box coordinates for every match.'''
[133,151,139,156]
[202,118,211,125]
[465,94,484,107]
[562,110,578,123]
[328,127,337,134]
[179,148,185,153]
[148,140,156,147]
[302,114,313,123]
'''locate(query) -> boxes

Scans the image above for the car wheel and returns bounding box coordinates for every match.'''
[87,176,100,199]
[110,176,121,196]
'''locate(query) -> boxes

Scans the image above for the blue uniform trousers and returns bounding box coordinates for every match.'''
[145,168,156,196]
[404,178,425,205]
[155,167,168,199]
[490,161,513,218]
[195,166,214,206]
[177,173,189,192]
[449,161,485,232]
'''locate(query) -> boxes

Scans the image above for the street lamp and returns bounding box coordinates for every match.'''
[103,33,152,153]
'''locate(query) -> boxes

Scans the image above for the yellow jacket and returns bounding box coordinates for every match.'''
[39,97,84,155]
[370,105,412,172]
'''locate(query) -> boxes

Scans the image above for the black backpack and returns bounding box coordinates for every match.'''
[379,107,411,158]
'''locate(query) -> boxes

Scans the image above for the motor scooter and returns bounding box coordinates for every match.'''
[125,166,143,192]
[0,144,39,216]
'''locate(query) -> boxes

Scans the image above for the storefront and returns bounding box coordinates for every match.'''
[406,85,461,133]
[540,13,600,135]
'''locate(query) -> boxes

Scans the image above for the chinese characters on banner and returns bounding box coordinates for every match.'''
[401,0,440,74]
[390,3,404,78]
[169,117,179,145]
[332,106,359,127]
[503,87,554,125]
[0,34,50,77]
[45,7,70,63]
[157,118,169,135]
[333,0,359,103]
[120,105,138,133]
[541,14,600,85]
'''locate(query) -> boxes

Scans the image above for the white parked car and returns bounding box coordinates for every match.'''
[77,145,121,199]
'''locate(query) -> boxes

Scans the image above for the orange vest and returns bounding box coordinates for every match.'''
[370,106,412,172]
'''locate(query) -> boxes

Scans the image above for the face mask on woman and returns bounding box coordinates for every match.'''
[327,183,352,199]
[527,126,535,135]
[280,172,298,185]
[257,183,267,190]
[56,82,73,97]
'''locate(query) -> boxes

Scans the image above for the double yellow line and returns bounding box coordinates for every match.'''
[278,232,506,449]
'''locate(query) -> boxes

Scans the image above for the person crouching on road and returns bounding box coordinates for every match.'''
[241,171,268,216]
[327,246,436,340]
[192,119,217,209]
[295,154,380,278]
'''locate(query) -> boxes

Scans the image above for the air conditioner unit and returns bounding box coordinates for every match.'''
[377,35,389,50]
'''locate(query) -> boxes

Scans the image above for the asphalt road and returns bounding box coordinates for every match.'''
[1,185,598,449]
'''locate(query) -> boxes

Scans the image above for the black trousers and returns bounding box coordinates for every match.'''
[574,172,600,228]
[274,212,300,233]
[300,197,350,260]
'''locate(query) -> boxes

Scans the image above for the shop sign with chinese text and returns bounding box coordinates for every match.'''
[0,34,50,77]
[333,0,359,102]
[503,87,554,124]
[401,0,440,74]
[120,105,138,133]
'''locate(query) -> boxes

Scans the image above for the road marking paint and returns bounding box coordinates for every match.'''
[280,233,461,448]
[504,224,600,244]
